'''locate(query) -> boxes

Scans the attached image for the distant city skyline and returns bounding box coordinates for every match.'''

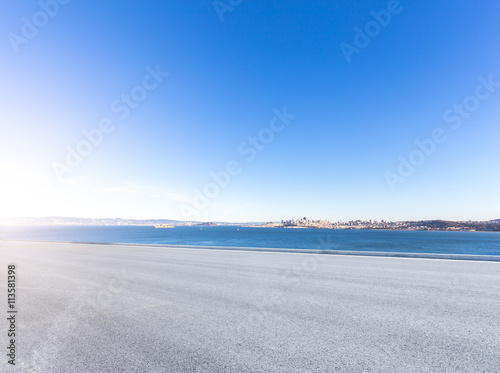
[1,1,499,222]
[1,215,499,226]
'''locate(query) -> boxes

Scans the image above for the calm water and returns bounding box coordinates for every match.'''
[1,225,500,255]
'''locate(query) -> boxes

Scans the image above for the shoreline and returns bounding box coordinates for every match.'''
[2,223,500,233]
[3,239,500,262]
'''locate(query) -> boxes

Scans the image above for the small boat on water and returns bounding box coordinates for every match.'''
[154,224,175,228]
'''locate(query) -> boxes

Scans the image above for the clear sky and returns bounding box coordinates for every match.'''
[1,0,499,222]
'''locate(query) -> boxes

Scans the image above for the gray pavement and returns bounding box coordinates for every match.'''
[0,240,499,372]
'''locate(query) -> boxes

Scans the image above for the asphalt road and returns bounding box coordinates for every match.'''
[1,240,499,372]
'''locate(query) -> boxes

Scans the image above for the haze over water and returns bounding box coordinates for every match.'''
[2,225,500,256]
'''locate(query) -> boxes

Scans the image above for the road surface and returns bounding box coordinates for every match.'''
[0,240,499,372]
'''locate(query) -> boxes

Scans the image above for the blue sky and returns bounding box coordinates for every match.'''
[1,0,499,222]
